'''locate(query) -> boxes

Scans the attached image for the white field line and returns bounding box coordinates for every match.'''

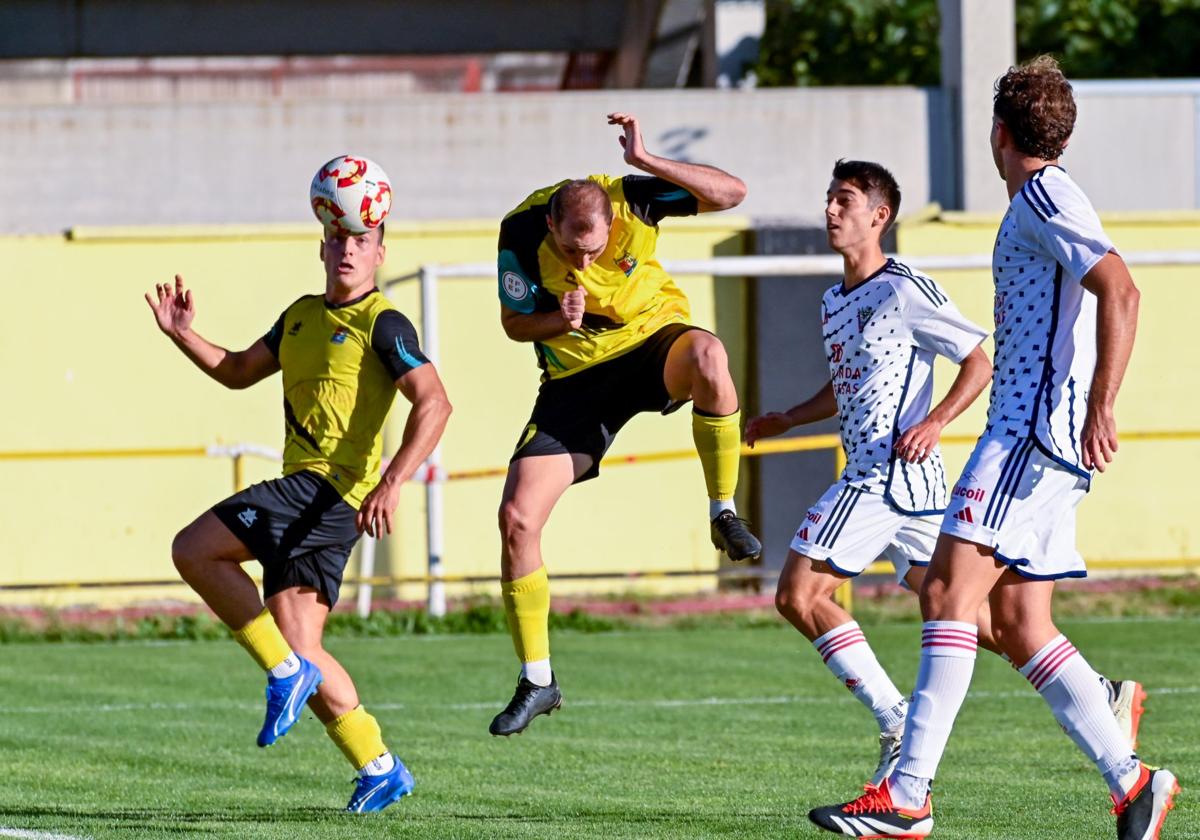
[0,686,1196,716]
[0,829,91,840]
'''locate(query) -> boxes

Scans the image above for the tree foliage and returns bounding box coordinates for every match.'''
[753,0,1200,86]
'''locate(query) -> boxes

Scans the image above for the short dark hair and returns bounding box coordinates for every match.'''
[993,55,1076,161]
[831,159,901,231]
[549,179,613,229]
[377,221,385,242]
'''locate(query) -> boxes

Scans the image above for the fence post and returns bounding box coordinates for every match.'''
[356,537,376,618]
[419,265,447,618]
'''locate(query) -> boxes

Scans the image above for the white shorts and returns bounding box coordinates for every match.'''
[941,436,1089,580]
[790,480,941,587]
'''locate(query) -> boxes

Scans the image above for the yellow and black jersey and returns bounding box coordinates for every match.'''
[497,173,698,381]
[263,288,428,509]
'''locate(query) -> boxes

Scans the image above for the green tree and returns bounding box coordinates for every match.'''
[754,0,1200,86]
[753,0,940,87]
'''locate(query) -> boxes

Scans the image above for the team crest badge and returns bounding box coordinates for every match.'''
[615,251,638,276]
[330,326,350,345]
[857,306,874,332]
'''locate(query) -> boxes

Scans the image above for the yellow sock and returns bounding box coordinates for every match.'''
[501,566,550,663]
[692,409,741,501]
[326,705,388,770]
[232,608,292,671]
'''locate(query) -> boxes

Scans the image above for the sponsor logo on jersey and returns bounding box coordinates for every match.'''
[857,306,874,332]
[952,484,986,502]
[330,326,350,345]
[502,271,529,301]
[806,511,822,524]
[615,250,638,276]
[829,342,844,363]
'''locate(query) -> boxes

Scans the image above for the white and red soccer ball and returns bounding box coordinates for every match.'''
[310,155,393,235]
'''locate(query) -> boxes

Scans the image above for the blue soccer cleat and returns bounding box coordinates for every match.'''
[346,755,415,813]
[256,656,323,748]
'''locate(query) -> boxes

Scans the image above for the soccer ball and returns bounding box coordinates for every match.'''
[310,155,393,235]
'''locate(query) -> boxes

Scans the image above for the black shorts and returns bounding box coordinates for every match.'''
[211,470,360,608]
[511,323,705,483]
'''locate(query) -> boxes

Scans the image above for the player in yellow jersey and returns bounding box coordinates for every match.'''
[145,220,452,813]
[488,112,758,735]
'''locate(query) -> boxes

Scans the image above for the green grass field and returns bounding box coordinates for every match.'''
[0,617,1195,839]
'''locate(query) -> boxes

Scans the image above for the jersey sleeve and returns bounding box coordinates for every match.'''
[1020,174,1115,284]
[497,207,552,314]
[900,276,989,363]
[263,310,286,358]
[370,309,429,381]
[621,175,699,225]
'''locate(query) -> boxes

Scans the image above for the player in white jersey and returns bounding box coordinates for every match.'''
[747,160,995,788]
[809,57,1178,840]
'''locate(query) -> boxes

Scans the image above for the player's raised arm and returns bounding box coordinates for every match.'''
[745,381,837,448]
[145,274,279,389]
[607,112,746,213]
[1079,252,1140,472]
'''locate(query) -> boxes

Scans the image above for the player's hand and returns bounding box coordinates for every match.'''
[1080,406,1118,472]
[357,477,401,538]
[145,274,195,338]
[745,412,794,448]
[560,285,587,330]
[894,417,944,463]
[607,112,649,167]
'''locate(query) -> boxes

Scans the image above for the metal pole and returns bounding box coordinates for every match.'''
[832,444,853,613]
[356,537,376,618]
[419,265,447,618]
[233,452,245,492]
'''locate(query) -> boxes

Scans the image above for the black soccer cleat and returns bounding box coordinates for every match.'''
[710,510,763,562]
[489,675,562,736]
[808,779,933,837]
[1113,764,1179,840]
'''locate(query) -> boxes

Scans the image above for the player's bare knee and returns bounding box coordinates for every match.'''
[498,499,540,550]
[918,574,949,619]
[170,526,202,578]
[690,334,729,384]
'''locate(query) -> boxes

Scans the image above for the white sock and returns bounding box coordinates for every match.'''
[268,652,301,679]
[1020,635,1142,797]
[360,752,395,777]
[891,620,978,806]
[813,622,905,731]
[890,771,931,808]
[522,658,553,687]
[710,499,736,520]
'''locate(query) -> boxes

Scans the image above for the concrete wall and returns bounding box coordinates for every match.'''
[3,84,1196,237]
[0,88,937,233]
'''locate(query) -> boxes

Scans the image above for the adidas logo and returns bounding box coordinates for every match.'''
[953,507,975,524]
[797,527,809,541]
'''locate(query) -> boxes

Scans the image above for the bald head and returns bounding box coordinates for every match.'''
[547,179,613,270]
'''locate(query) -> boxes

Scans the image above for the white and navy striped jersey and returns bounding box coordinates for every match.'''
[822,259,989,514]
[988,166,1114,479]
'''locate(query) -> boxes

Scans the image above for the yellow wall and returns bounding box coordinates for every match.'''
[898,211,1200,566]
[0,218,748,607]
[3,210,1196,609]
